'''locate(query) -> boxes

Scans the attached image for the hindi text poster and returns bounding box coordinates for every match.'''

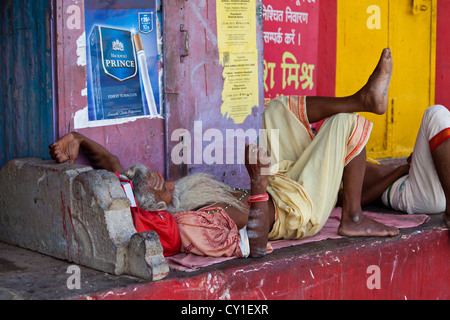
[263,0,319,106]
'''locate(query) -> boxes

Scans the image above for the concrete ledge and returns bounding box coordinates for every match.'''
[0,211,447,300]
[0,158,169,281]
[82,213,449,300]
[1,158,448,299]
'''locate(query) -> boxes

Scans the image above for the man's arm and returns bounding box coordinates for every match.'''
[49,132,125,173]
[337,160,410,207]
[244,143,274,258]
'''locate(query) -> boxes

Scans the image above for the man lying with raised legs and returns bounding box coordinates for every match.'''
[50,48,400,258]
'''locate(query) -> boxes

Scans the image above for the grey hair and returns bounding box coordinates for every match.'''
[123,164,167,211]
[124,164,248,214]
[166,172,247,213]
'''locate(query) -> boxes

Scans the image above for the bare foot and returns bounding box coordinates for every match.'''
[338,211,399,237]
[358,48,393,115]
[48,132,81,164]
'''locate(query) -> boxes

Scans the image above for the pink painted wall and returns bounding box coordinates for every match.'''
[55,0,264,185]
[163,1,265,186]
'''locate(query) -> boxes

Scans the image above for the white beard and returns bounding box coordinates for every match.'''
[166,173,246,213]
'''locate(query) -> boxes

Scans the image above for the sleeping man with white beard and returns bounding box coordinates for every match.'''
[49,131,276,258]
[48,49,402,258]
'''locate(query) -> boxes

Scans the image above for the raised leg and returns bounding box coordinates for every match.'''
[306,48,393,123]
[338,148,399,237]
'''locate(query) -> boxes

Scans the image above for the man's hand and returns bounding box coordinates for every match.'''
[245,143,271,185]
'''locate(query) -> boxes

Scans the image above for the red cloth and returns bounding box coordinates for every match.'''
[131,206,181,257]
[114,172,180,257]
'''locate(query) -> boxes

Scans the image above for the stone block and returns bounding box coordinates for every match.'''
[0,158,169,281]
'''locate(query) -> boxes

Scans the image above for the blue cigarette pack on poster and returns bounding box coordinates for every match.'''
[85,1,160,121]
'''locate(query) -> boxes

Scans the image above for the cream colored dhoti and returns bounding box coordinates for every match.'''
[263,96,373,240]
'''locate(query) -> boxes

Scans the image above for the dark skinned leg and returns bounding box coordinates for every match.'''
[338,148,399,237]
[306,48,393,123]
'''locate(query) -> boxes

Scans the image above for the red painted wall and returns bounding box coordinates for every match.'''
[313,0,337,130]
[317,0,337,98]
[435,0,450,110]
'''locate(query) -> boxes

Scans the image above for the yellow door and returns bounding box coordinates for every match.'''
[336,0,436,159]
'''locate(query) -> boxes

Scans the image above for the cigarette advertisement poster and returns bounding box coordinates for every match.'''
[263,0,319,106]
[85,0,161,121]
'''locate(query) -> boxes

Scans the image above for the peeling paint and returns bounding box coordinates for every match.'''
[390,255,398,284]
[331,256,340,263]
[76,31,86,66]
[218,288,230,300]
[37,172,47,185]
